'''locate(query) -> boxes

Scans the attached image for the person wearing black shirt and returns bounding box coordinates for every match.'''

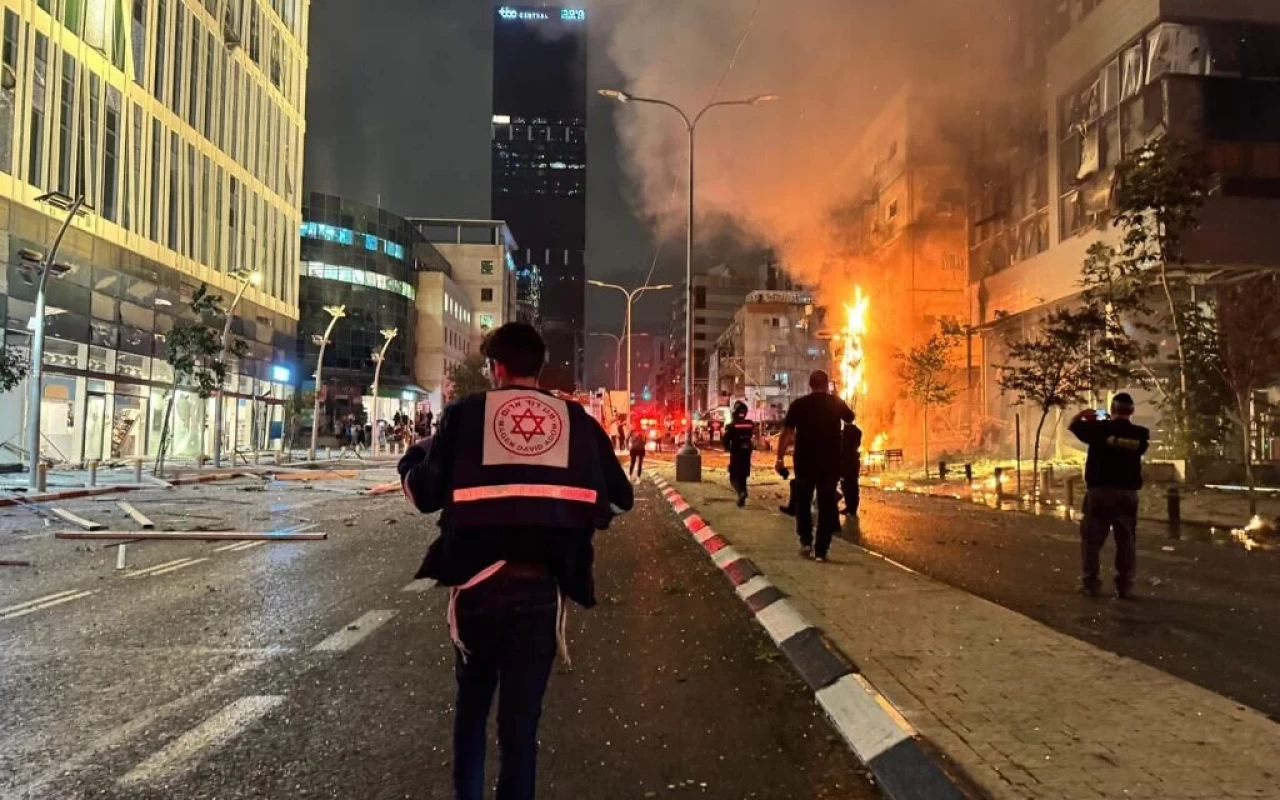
[1069,392,1150,599]
[775,371,854,562]
[722,401,757,507]
[398,323,633,800]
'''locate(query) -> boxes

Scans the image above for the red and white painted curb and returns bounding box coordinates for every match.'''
[650,472,969,800]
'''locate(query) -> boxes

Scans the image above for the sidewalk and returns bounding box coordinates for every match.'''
[653,465,1280,800]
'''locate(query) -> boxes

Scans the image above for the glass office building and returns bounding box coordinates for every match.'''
[298,191,419,437]
[0,0,310,466]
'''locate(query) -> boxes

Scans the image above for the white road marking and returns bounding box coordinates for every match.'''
[754,599,812,645]
[401,578,438,592]
[0,590,96,620]
[312,609,398,653]
[117,695,285,788]
[127,558,207,576]
[734,575,773,601]
[816,674,911,763]
[17,658,272,797]
[213,540,266,553]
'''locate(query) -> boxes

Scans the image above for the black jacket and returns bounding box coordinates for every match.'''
[1069,415,1150,490]
[398,389,633,607]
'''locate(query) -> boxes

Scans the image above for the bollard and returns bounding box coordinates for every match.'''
[36,462,48,493]
[1040,467,1053,500]
[1066,476,1078,510]
[254,450,261,465]
[964,463,973,485]
[993,467,1006,501]
[938,461,948,482]
[326,445,333,460]
[87,459,99,488]
[116,543,127,570]
[1167,486,1182,536]
[133,458,144,484]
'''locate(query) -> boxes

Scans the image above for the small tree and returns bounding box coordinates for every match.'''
[154,285,248,477]
[895,321,961,476]
[445,354,492,400]
[0,345,29,393]
[996,308,1112,500]
[1213,275,1280,514]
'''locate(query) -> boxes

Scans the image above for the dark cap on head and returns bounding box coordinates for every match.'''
[1111,392,1136,414]
[809,370,830,391]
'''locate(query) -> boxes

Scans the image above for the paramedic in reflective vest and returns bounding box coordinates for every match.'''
[398,322,633,800]
[722,401,756,507]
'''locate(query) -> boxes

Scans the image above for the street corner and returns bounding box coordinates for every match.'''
[649,470,971,800]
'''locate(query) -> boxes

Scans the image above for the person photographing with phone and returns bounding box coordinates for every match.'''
[1069,392,1150,599]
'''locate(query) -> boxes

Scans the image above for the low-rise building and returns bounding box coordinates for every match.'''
[414,265,474,416]
[408,218,518,351]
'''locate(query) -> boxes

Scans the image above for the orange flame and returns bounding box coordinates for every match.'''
[839,286,870,409]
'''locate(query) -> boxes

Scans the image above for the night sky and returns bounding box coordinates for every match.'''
[303,0,673,387]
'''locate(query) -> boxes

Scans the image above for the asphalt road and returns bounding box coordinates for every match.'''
[1,475,875,799]
[742,476,1280,722]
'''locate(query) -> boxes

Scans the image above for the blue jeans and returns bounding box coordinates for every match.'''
[453,572,559,800]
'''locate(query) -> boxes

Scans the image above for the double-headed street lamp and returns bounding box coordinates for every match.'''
[25,191,88,489]
[589,330,655,394]
[308,305,346,460]
[586,279,672,408]
[212,268,261,467]
[598,89,777,482]
[369,327,398,455]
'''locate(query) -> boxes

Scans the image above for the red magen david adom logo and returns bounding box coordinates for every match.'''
[492,395,565,456]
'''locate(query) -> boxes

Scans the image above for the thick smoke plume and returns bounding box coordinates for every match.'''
[595,0,1017,298]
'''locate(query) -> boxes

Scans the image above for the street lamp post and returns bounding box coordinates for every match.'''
[369,328,398,455]
[308,305,346,461]
[599,89,776,482]
[586,279,672,413]
[588,332,623,390]
[212,269,261,467]
[25,192,87,489]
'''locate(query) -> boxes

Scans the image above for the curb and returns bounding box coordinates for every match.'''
[650,472,970,800]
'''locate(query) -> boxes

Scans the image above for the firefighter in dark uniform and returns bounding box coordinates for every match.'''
[841,416,863,516]
[398,323,633,800]
[1068,392,1149,599]
[722,401,756,507]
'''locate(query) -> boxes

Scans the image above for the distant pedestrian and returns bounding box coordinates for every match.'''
[723,401,756,507]
[841,416,863,517]
[616,420,626,452]
[398,323,633,800]
[628,430,647,478]
[775,370,854,563]
[1069,393,1150,599]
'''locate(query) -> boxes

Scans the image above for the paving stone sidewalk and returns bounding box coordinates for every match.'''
[654,466,1280,800]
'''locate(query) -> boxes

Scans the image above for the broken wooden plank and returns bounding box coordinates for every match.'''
[50,507,104,531]
[117,501,155,529]
[0,559,32,567]
[365,482,402,496]
[55,530,327,541]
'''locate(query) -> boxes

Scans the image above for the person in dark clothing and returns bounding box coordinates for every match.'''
[775,370,854,562]
[723,401,757,507]
[840,416,863,516]
[1069,392,1150,599]
[628,429,647,478]
[398,323,634,800]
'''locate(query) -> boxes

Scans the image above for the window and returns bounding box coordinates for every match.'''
[29,32,48,187]
[57,53,76,194]
[694,286,706,309]
[153,0,167,101]
[103,87,120,221]
[188,22,200,129]
[0,10,19,175]
[167,131,179,250]
[480,259,494,275]
[204,31,216,141]
[131,0,146,85]
[87,73,101,207]
[886,200,899,221]
[248,2,260,62]
[481,288,493,302]
[171,5,183,114]
[149,119,162,241]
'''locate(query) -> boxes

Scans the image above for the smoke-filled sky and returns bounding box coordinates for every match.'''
[307,0,1016,381]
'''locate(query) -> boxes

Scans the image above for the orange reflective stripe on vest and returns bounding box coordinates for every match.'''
[452,484,599,504]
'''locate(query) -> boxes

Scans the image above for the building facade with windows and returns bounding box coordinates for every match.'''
[0,0,309,467]
[413,265,473,417]
[409,217,517,351]
[297,191,421,438]
[971,0,1280,435]
[491,4,587,391]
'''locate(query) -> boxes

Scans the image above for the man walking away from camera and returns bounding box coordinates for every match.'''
[399,322,634,800]
[1069,392,1150,599]
[723,401,757,507]
[628,428,647,478]
[775,370,854,562]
